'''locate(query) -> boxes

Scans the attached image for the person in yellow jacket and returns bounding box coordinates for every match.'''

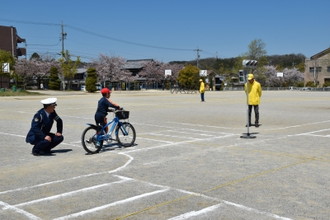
[199,79,205,102]
[244,73,262,127]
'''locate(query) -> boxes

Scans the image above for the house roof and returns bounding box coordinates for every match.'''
[310,47,330,60]
[123,59,153,70]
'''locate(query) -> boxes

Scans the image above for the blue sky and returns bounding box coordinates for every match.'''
[1,0,329,62]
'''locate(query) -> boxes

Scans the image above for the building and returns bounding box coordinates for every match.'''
[304,48,330,87]
[123,59,153,76]
[0,25,26,89]
[0,25,26,58]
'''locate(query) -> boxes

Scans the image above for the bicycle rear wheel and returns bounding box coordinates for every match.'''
[81,126,103,154]
[116,122,136,147]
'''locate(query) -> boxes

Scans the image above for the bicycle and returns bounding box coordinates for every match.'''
[81,109,136,154]
[170,85,186,94]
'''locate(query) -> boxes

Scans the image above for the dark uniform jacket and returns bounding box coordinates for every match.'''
[26,108,63,145]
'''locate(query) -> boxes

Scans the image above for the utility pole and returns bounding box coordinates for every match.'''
[194,48,202,68]
[61,22,67,59]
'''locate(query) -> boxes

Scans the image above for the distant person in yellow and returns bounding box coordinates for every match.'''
[244,73,262,127]
[199,79,205,102]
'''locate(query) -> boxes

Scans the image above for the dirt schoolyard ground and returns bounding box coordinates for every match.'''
[0,90,329,220]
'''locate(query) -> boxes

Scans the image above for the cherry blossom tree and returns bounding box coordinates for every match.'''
[263,65,304,87]
[92,54,131,87]
[14,58,59,89]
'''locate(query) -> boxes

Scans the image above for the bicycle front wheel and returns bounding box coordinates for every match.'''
[116,122,136,147]
[81,126,103,154]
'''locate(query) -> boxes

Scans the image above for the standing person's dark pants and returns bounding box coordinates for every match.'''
[248,105,259,126]
[32,133,64,154]
[201,92,205,102]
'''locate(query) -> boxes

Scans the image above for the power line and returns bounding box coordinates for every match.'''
[27,40,60,47]
[0,18,59,26]
[65,24,195,51]
[1,18,219,60]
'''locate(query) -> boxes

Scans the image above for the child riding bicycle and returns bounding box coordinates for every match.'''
[95,88,122,132]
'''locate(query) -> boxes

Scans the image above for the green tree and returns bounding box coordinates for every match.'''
[178,64,200,89]
[85,68,97,93]
[48,66,61,90]
[59,50,80,90]
[0,50,15,88]
[0,50,15,75]
[245,39,267,60]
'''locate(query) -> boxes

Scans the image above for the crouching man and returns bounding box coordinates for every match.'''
[26,98,64,156]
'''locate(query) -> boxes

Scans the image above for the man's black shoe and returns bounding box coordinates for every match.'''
[32,151,40,156]
[32,150,54,156]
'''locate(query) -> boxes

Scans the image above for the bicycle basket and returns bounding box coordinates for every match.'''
[116,110,129,119]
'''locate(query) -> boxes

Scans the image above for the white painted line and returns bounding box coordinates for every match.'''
[266,120,330,131]
[0,131,25,138]
[223,200,293,220]
[124,133,236,154]
[108,152,133,174]
[0,200,41,220]
[118,176,293,220]
[148,132,199,140]
[168,203,223,220]
[167,121,236,130]
[53,188,169,220]
[0,131,80,148]
[14,178,131,207]
[0,155,133,195]
[169,130,214,137]
[304,134,330,138]
[137,136,175,144]
[289,128,330,137]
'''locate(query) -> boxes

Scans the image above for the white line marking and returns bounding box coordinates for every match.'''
[0,155,133,195]
[304,134,330,138]
[0,131,25,138]
[14,178,131,207]
[137,136,175,144]
[289,128,330,137]
[0,200,41,220]
[168,203,223,220]
[148,132,199,140]
[53,188,169,220]
[223,200,293,220]
[265,120,330,131]
[124,134,236,154]
[167,121,236,130]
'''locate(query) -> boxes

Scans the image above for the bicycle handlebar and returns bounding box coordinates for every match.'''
[107,107,124,113]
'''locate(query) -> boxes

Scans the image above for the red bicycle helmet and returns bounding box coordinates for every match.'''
[100,88,111,95]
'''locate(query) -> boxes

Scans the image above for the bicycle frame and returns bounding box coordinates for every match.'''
[96,117,118,142]
[94,116,129,142]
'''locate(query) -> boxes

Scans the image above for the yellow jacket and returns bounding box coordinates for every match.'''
[199,82,205,93]
[244,80,262,105]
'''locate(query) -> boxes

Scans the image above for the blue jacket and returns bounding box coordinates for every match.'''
[26,108,63,144]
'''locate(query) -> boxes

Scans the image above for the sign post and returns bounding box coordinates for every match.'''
[240,60,258,139]
[2,63,10,73]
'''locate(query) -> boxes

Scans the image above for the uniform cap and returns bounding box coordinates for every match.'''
[247,74,254,80]
[41,97,57,105]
